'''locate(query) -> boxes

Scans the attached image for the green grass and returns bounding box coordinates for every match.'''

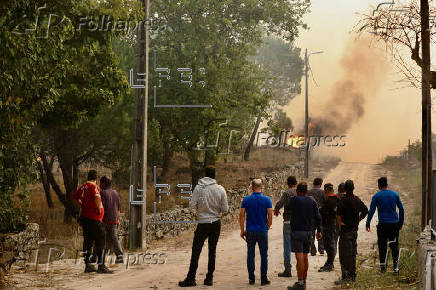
[337,158,421,289]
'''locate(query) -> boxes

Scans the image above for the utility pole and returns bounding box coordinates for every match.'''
[304,49,323,178]
[129,0,150,249]
[304,49,309,178]
[420,0,432,230]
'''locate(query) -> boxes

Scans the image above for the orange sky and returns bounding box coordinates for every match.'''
[283,0,430,163]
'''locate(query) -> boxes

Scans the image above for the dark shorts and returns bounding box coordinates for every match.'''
[291,231,312,253]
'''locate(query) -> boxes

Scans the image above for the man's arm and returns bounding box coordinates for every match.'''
[274,192,287,215]
[116,191,121,222]
[359,199,369,221]
[189,186,199,209]
[337,215,343,232]
[397,194,405,229]
[337,199,344,231]
[313,201,322,233]
[94,187,102,215]
[366,196,376,231]
[239,208,246,240]
[267,208,273,230]
[221,188,229,214]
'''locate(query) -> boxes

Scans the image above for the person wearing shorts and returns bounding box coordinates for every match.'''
[285,182,322,290]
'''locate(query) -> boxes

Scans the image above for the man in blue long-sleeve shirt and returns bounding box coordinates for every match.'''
[366,177,404,274]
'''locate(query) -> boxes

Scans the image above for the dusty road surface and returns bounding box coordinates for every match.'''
[17,162,387,290]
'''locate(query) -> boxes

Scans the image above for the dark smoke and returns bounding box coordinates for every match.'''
[310,38,389,135]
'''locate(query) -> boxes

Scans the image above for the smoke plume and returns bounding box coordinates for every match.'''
[310,37,389,135]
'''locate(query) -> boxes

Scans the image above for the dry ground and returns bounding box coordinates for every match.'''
[8,161,394,290]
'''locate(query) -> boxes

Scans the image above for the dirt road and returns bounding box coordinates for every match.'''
[21,162,386,290]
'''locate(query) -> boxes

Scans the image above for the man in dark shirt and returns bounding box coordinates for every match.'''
[274,176,297,277]
[337,182,345,199]
[318,183,339,272]
[307,178,325,256]
[335,180,368,284]
[286,182,322,290]
[100,175,124,264]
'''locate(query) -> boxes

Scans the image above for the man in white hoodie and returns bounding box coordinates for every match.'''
[179,166,229,287]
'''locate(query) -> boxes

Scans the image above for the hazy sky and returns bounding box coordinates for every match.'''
[284,0,429,163]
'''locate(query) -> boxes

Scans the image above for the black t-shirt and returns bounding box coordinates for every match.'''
[337,192,368,233]
[320,194,339,226]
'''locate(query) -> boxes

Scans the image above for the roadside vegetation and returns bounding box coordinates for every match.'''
[337,141,422,289]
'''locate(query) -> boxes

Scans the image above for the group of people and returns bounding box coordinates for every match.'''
[72,170,124,274]
[178,167,405,289]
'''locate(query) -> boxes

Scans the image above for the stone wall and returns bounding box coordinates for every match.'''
[133,164,303,245]
[0,223,39,281]
[417,226,436,289]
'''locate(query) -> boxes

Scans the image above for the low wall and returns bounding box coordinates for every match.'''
[140,164,302,244]
[0,223,39,280]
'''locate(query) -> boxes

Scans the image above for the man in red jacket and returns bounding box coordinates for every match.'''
[72,170,112,274]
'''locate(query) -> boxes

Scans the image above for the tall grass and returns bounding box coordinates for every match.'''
[337,157,421,289]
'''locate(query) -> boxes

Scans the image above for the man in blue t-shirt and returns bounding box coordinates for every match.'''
[239,178,273,286]
[366,177,404,274]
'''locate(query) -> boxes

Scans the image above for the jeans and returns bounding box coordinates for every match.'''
[104,224,123,257]
[283,222,292,271]
[377,223,400,268]
[80,216,106,266]
[246,231,268,282]
[187,220,221,281]
[339,230,358,280]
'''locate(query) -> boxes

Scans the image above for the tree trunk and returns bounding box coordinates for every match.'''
[53,129,78,223]
[36,158,54,208]
[159,139,173,181]
[243,116,262,161]
[41,152,79,220]
[188,150,203,188]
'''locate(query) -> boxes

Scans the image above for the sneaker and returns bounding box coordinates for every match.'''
[97,265,114,274]
[260,280,271,286]
[380,265,387,274]
[334,278,353,286]
[278,270,292,277]
[204,276,213,286]
[318,265,334,272]
[393,266,399,274]
[84,264,97,273]
[178,279,196,287]
[249,279,255,285]
[287,281,305,290]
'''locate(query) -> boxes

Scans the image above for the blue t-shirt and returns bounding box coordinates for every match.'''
[366,189,404,227]
[241,192,272,232]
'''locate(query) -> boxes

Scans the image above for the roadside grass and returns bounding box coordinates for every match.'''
[336,159,421,289]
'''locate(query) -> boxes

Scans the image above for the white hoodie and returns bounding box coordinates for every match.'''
[189,177,229,223]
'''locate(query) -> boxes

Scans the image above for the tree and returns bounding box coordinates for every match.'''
[1,0,132,224]
[357,0,436,89]
[244,36,304,160]
[147,0,310,182]
[1,0,78,231]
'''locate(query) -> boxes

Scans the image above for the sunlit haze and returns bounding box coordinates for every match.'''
[284,0,429,163]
